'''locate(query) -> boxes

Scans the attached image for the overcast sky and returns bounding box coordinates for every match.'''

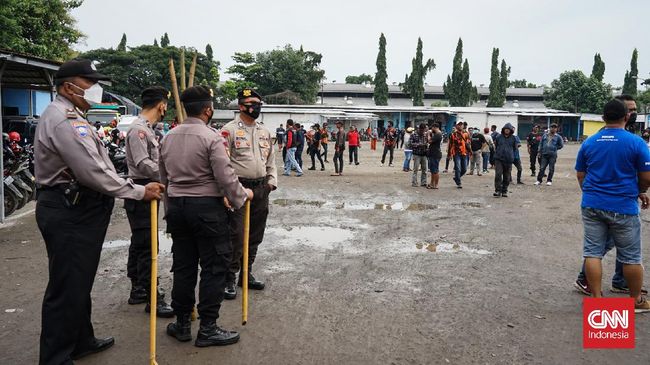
[72,0,649,88]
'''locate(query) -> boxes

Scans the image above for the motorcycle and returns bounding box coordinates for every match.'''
[2,133,35,216]
[104,141,128,177]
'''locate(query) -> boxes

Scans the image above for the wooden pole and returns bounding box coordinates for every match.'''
[180,48,187,92]
[188,52,197,88]
[149,200,159,365]
[168,58,184,122]
[242,200,251,325]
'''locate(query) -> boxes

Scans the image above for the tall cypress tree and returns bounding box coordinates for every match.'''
[373,33,389,106]
[590,53,605,82]
[153,38,159,47]
[117,33,127,51]
[487,48,501,107]
[403,37,435,106]
[160,32,170,47]
[622,48,638,96]
[499,59,511,106]
[443,38,464,106]
[206,44,214,61]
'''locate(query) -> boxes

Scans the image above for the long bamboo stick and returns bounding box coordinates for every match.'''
[168,58,184,122]
[180,48,186,92]
[188,52,197,88]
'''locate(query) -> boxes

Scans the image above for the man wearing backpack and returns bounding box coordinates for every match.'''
[381,121,397,167]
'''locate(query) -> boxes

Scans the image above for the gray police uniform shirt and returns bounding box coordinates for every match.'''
[34,95,145,200]
[158,117,248,209]
[125,116,160,181]
[221,117,278,187]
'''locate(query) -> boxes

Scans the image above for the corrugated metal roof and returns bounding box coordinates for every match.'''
[320,82,544,97]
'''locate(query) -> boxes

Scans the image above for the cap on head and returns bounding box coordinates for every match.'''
[335,121,343,125]
[180,85,214,103]
[237,88,262,103]
[55,59,110,82]
[550,123,558,128]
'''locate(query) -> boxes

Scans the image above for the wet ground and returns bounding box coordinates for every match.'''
[1,144,649,364]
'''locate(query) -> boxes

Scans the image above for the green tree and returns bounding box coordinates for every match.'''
[345,74,374,84]
[487,48,501,107]
[205,44,213,61]
[117,33,127,52]
[443,38,477,106]
[402,37,435,106]
[160,33,170,47]
[637,88,650,114]
[499,59,511,105]
[79,44,220,114]
[227,45,325,104]
[590,53,605,82]
[0,0,85,60]
[373,33,389,106]
[543,70,612,113]
[510,79,537,88]
[622,48,638,96]
[153,38,159,47]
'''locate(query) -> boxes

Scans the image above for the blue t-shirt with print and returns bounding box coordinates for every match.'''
[514,135,522,160]
[575,128,650,215]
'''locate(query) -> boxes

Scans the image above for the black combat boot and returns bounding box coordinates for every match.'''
[166,313,192,342]
[194,321,240,347]
[145,291,174,318]
[128,284,147,305]
[237,270,265,290]
[224,281,237,300]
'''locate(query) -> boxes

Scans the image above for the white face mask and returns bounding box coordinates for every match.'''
[68,82,104,105]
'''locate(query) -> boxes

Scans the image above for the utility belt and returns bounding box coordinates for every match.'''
[238,177,267,189]
[37,183,108,208]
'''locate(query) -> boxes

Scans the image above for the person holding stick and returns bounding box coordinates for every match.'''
[221,88,278,300]
[160,86,253,347]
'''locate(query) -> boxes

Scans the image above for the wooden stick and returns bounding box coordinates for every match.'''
[168,58,184,122]
[149,200,159,365]
[180,48,186,92]
[188,52,197,88]
[242,200,251,325]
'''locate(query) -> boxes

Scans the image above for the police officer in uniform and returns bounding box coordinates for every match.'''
[124,86,173,317]
[160,86,253,347]
[222,88,277,299]
[34,59,164,365]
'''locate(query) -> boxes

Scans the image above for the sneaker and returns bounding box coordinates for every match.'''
[501,192,508,197]
[389,163,394,167]
[517,181,524,185]
[534,181,541,186]
[546,181,552,186]
[493,192,501,197]
[456,185,462,189]
[282,173,290,176]
[477,173,482,176]
[320,167,325,171]
[308,167,316,170]
[611,285,649,296]
[468,172,473,176]
[574,278,591,296]
[530,172,536,177]
[411,183,418,187]
[635,297,650,313]
[443,170,448,174]
[381,163,385,167]
[296,173,303,177]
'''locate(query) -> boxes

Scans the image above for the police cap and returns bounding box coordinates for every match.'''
[180,86,214,103]
[141,86,170,104]
[237,88,262,102]
[55,59,110,81]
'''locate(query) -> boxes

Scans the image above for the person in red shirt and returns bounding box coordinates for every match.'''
[347,126,360,165]
[449,122,469,188]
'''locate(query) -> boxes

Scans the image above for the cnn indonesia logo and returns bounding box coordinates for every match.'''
[583,298,635,349]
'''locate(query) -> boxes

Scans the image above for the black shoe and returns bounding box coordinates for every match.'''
[224,281,237,300]
[237,272,266,290]
[308,167,316,170]
[167,313,192,342]
[355,162,359,165]
[501,192,508,197]
[128,285,147,305]
[195,322,240,347]
[145,295,175,318]
[71,337,115,360]
[493,192,501,197]
[531,172,536,177]
[517,181,524,185]
[320,167,325,171]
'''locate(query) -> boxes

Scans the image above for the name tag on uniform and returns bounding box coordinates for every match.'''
[236,130,246,137]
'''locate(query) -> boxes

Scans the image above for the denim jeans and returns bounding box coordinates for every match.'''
[482,152,490,171]
[412,155,427,185]
[284,147,303,175]
[428,157,440,174]
[537,154,557,182]
[453,154,467,186]
[349,146,359,164]
[582,207,642,264]
[403,150,413,170]
[578,234,626,287]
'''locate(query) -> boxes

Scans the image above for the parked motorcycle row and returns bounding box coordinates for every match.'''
[2,128,127,218]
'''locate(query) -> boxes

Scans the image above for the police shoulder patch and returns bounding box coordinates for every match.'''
[138,130,146,139]
[71,121,89,137]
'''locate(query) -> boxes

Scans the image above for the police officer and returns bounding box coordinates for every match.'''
[160,86,253,347]
[123,86,173,317]
[34,59,164,365]
[221,88,277,300]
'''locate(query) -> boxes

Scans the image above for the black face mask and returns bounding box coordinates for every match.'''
[628,112,637,124]
[242,103,261,119]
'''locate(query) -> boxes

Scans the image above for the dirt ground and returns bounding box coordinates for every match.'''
[1,143,649,365]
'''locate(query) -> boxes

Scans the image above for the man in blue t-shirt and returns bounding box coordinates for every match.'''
[575,98,650,312]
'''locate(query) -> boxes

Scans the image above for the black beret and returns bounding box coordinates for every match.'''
[180,85,214,103]
[237,88,262,100]
[141,86,170,103]
[55,59,110,81]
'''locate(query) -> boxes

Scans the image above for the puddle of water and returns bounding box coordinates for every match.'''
[267,226,354,250]
[273,199,325,208]
[406,203,437,211]
[413,242,491,255]
[272,199,436,212]
[103,231,173,253]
